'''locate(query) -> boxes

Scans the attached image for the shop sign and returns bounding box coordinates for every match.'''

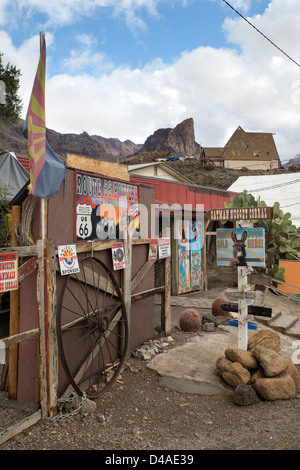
[75,170,140,242]
[205,206,273,221]
[216,227,265,267]
[0,253,18,293]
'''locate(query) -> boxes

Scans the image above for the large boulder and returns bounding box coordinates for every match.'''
[216,356,250,388]
[253,347,288,377]
[248,330,281,353]
[225,348,259,370]
[254,374,297,401]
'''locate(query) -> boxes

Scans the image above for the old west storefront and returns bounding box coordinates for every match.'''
[11,155,165,412]
[129,173,238,295]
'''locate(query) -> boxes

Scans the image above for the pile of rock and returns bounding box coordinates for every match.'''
[216,330,299,405]
[132,336,174,361]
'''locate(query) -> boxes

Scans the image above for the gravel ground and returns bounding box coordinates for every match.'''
[1,276,299,453]
[1,326,299,452]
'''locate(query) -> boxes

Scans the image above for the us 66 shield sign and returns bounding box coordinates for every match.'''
[76,203,92,240]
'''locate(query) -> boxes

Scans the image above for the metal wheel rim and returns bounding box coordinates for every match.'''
[57,256,128,399]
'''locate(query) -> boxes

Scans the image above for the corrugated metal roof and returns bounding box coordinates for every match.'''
[228,173,300,227]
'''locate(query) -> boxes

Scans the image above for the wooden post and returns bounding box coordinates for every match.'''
[36,239,48,418]
[161,257,171,336]
[46,239,58,417]
[8,205,20,400]
[122,232,132,356]
[237,266,249,350]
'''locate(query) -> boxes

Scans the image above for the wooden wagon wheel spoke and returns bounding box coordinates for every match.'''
[57,256,128,399]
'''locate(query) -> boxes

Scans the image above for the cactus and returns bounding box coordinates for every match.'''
[223,190,300,281]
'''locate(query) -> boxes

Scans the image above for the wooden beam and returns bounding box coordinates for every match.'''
[161,257,171,335]
[122,233,132,356]
[36,239,48,419]
[0,410,41,446]
[9,205,20,400]
[131,259,155,292]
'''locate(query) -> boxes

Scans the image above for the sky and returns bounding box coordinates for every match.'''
[1,0,300,164]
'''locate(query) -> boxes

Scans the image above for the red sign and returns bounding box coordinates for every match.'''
[0,253,18,293]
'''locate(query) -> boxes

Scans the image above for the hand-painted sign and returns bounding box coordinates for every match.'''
[205,207,273,221]
[75,170,140,242]
[0,253,18,293]
[216,227,265,267]
[158,238,171,259]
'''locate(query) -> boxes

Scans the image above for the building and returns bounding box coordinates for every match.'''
[128,162,194,184]
[204,126,281,170]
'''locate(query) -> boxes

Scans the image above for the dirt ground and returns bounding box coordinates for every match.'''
[1,276,300,452]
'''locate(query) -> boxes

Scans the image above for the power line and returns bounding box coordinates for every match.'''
[221,0,300,69]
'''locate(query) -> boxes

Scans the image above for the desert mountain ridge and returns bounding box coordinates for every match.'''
[0,116,203,162]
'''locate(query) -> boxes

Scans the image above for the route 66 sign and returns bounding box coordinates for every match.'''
[76,203,92,240]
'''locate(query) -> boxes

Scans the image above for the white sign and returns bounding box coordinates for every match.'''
[58,245,80,276]
[158,238,171,259]
[76,203,93,240]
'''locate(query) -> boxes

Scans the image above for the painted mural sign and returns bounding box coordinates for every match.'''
[190,220,201,289]
[216,227,265,267]
[75,170,140,242]
[178,220,190,293]
[0,253,18,293]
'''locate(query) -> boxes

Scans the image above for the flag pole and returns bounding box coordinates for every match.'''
[40,32,46,243]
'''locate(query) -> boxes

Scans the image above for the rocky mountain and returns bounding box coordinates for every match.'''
[0,118,140,162]
[138,118,202,158]
[0,116,202,162]
[282,154,300,168]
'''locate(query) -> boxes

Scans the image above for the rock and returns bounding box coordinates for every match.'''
[216,356,251,388]
[211,296,231,317]
[203,322,215,332]
[73,396,97,414]
[254,374,297,401]
[248,330,281,353]
[249,367,265,385]
[225,348,259,370]
[179,308,202,332]
[253,347,288,377]
[233,384,260,406]
[279,353,300,388]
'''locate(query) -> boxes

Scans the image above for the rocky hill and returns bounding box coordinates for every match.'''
[135,117,202,158]
[0,118,140,162]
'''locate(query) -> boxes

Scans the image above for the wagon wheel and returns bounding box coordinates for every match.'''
[57,256,128,399]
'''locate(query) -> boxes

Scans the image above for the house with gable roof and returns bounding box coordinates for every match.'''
[204,126,281,170]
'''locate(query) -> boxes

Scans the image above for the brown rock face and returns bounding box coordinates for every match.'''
[142,118,202,157]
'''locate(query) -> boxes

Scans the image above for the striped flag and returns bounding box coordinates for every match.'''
[24,32,65,198]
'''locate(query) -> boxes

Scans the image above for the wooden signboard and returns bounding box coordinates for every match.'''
[205,206,273,221]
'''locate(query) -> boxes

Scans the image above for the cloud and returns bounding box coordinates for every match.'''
[2,0,300,162]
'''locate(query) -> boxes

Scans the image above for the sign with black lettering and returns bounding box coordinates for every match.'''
[216,227,265,267]
[205,206,273,221]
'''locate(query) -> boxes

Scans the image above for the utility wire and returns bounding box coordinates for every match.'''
[221,0,300,69]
